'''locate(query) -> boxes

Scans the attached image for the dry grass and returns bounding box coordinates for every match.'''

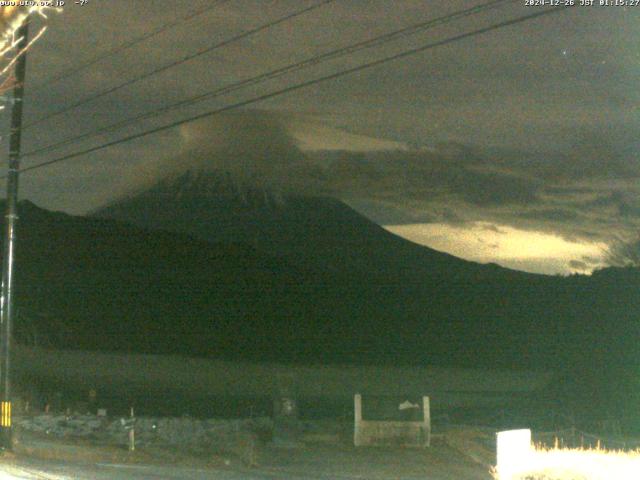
[493,444,640,480]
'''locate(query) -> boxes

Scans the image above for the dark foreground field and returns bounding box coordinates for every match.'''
[5,416,495,480]
[5,423,493,480]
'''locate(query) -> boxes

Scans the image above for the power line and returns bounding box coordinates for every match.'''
[29,0,231,92]
[23,0,336,131]
[15,6,571,177]
[22,0,513,160]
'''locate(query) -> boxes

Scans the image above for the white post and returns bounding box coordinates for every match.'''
[354,394,362,446]
[422,396,431,447]
[128,407,135,452]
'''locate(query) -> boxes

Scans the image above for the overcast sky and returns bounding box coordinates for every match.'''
[3,0,638,275]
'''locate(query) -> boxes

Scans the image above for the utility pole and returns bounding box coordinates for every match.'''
[0,20,29,450]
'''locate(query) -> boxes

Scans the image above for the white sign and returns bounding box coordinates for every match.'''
[496,429,532,479]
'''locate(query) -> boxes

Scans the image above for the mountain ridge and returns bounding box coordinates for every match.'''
[1,197,638,421]
[94,170,536,284]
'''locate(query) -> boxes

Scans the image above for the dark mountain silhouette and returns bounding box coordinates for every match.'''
[90,171,640,422]
[11,196,526,367]
[11,200,314,359]
[94,170,525,284]
[0,187,635,424]
[92,171,557,367]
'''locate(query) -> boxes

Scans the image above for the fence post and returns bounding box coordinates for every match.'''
[354,394,362,447]
[128,407,135,452]
[422,396,431,447]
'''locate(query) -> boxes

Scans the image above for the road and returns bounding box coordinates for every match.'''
[1,432,492,479]
[0,455,489,480]
[0,460,320,479]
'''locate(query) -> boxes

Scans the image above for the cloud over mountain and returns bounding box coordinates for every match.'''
[104,109,639,273]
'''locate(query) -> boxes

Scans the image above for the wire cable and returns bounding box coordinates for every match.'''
[15,6,571,177]
[23,0,336,130]
[30,0,231,91]
[21,0,513,159]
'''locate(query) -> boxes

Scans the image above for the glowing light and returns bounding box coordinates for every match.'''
[0,6,57,96]
[496,429,532,480]
[0,5,53,52]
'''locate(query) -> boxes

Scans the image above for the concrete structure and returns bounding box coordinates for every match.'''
[354,394,430,447]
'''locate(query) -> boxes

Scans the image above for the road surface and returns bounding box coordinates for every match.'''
[0,459,446,480]
[1,433,493,479]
